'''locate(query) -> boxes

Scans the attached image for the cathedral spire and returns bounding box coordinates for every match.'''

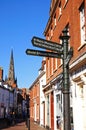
[8,49,15,85]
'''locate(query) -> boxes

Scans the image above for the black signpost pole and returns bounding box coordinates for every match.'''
[60,28,71,130]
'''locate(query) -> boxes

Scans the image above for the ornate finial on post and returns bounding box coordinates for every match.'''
[60,27,70,41]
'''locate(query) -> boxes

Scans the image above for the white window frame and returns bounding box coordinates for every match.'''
[47,58,50,79]
[59,1,62,16]
[51,58,53,75]
[63,0,69,8]
[54,13,56,29]
[80,3,86,45]
[51,26,53,37]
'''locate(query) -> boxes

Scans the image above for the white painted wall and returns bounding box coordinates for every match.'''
[40,72,46,126]
[54,84,63,130]
[71,68,86,130]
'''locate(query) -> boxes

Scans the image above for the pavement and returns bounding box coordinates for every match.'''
[30,121,47,130]
[2,120,47,130]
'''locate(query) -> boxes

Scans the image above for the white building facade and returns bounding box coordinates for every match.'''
[0,82,16,118]
[39,62,46,126]
[70,56,86,130]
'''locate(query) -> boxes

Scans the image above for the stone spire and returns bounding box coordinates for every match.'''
[7,50,15,85]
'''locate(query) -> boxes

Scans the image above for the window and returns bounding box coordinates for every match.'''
[79,3,86,45]
[54,13,56,29]
[79,85,84,98]
[47,95,49,126]
[47,58,50,78]
[56,94,60,103]
[53,58,58,71]
[65,0,68,3]
[51,26,53,37]
[51,58,53,75]
[47,34,50,41]
[58,1,62,16]
[37,85,39,96]
[63,0,69,8]
[37,105,39,119]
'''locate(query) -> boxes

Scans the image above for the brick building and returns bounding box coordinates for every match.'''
[0,67,3,81]
[43,0,86,130]
[0,67,15,118]
[29,75,40,123]
[29,59,46,125]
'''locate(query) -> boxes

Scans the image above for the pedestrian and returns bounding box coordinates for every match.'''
[7,113,12,126]
[12,112,16,125]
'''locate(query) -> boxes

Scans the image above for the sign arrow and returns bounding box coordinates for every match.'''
[32,36,63,53]
[26,49,63,59]
[65,47,73,65]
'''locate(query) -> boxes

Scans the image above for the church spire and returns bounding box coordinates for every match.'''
[8,49,15,85]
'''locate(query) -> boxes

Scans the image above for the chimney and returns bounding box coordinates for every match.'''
[0,67,3,81]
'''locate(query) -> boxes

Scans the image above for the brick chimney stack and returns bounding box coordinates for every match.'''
[0,67,3,81]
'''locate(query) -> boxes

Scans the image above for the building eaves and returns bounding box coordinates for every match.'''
[43,72,62,91]
[44,0,59,36]
[70,52,86,71]
[29,71,45,90]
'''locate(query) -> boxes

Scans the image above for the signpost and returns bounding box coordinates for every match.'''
[60,28,72,130]
[26,28,73,130]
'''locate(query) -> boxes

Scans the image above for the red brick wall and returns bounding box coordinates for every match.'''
[45,0,86,84]
[51,92,54,130]
[30,81,40,123]
[44,0,86,129]
[0,67,3,81]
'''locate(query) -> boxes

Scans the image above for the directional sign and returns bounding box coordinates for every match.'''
[56,73,63,90]
[32,36,63,53]
[57,80,63,90]
[65,47,73,65]
[26,49,63,58]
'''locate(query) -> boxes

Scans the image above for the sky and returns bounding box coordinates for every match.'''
[0,0,50,88]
